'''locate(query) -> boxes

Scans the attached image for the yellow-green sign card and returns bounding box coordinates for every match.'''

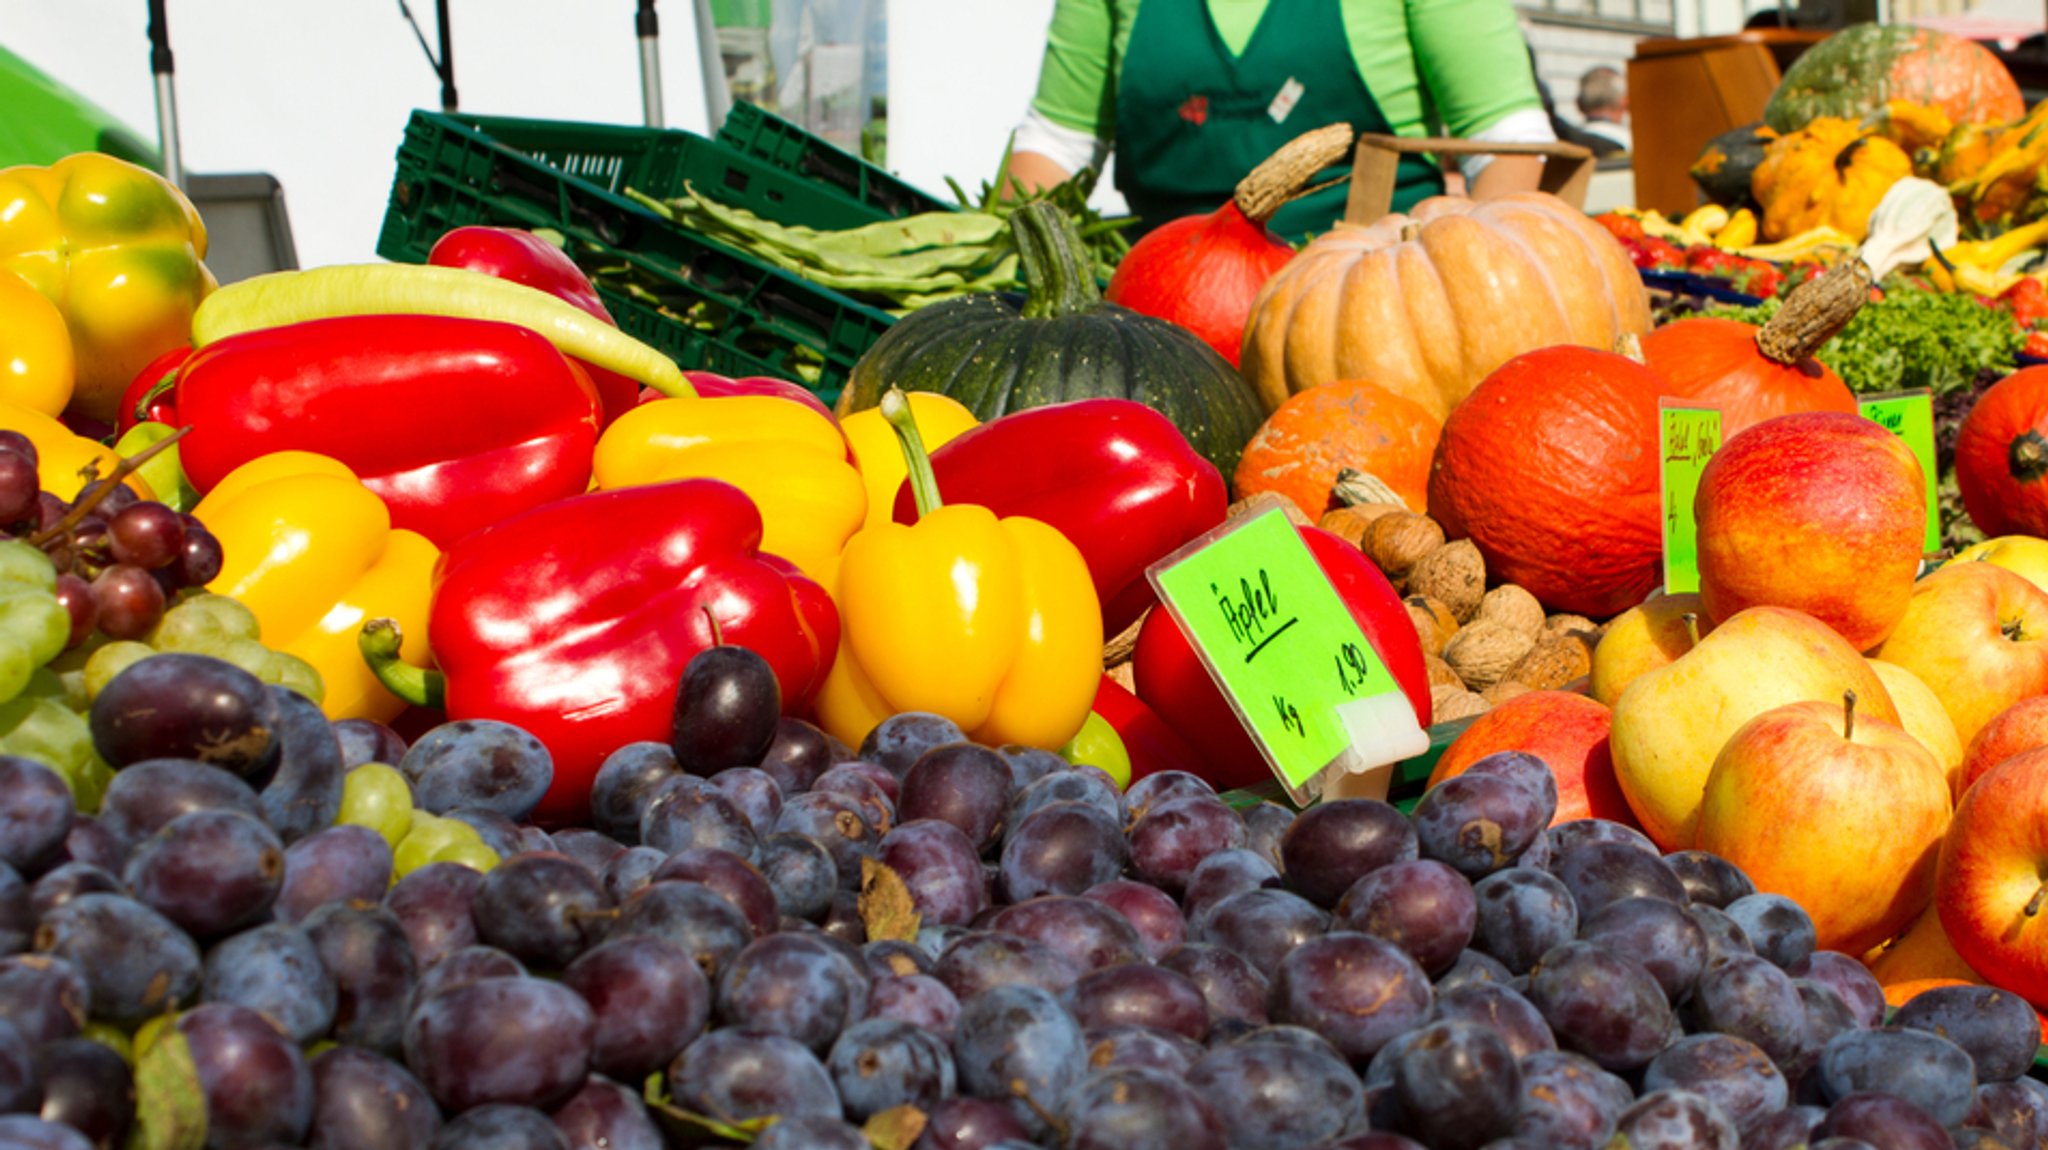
[1858,390,1940,553]
[1661,402,1723,595]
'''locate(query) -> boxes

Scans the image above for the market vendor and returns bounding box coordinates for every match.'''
[1005,0,1557,238]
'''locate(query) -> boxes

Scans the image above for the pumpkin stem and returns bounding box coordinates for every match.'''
[1613,332,1647,364]
[1234,123,1357,223]
[1756,259,1870,365]
[1014,202,1101,320]
[880,386,945,520]
[2011,429,2048,484]
[1332,468,1406,509]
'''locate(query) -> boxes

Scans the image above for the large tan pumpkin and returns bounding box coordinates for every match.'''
[1239,192,1653,419]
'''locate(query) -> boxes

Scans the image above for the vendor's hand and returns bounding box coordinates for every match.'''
[1471,154,1545,199]
[1004,151,1073,200]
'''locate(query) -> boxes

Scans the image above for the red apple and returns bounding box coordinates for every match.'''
[1937,747,2048,1008]
[1425,690,1634,826]
[1873,562,2048,747]
[1696,411,1926,650]
[1697,693,1951,955]
[1959,696,2048,798]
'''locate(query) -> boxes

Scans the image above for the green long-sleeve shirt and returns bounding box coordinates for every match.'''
[1029,0,1546,147]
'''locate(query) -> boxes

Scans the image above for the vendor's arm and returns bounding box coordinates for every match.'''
[1402,0,1554,195]
[1009,0,1120,195]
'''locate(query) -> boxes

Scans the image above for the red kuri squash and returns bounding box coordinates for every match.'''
[1639,260,1864,437]
[1427,344,1670,618]
[1105,124,1354,367]
[1956,365,2048,537]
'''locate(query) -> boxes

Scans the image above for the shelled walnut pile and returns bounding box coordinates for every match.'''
[1319,501,1606,723]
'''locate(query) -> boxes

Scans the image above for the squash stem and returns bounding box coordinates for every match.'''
[1013,202,1101,320]
[358,618,446,710]
[881,387,944,520]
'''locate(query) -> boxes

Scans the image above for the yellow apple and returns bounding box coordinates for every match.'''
[1697,694,1950,955]
[1611,605,1898,851]
[1865,906,1983,989]
[1868,658,1965,797]
[1589,592,1706,708]
[1872,562,2048,747]
[1948,535,2048,597]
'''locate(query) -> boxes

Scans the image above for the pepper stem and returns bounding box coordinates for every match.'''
[358,618,446,709]
[880,387,944,520]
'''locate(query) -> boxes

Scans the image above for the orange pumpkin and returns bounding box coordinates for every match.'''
[1956,366,2048,538]
[1427,345,1669,618]
[1231,380,1443,518]
[1239,192,1652,421]
[1639,260,1864,437]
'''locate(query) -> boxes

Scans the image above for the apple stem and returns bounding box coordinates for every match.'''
[2028,883,2048,918]
[1843,689,1856,742]
[1681,612,1700,647]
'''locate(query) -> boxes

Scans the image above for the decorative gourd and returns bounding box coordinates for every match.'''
[1427,344,1669,618]
[1638,260,1864,437]
[1750,118,1912,242]
[1955,366,2048,538]
[1942,101,2048,229]
[835,203,1266,478]
[1105,124,1353,366]
[1231,380,1443,519]
[1869,99,1955,162]
[1764,24,2023,135]
[1239,192,1651,421]
[1690,123,1778,208]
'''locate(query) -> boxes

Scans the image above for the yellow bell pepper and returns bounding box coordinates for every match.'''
[593,393,865,584]
[841,391,978,531]
[0,396,151,500]
[193,452,438,723]
[0,154,214,422]
[817,388,1101,750]
[0,269,74,416]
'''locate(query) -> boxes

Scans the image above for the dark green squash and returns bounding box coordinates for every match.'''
[1690,122,1776,208]
[834,202,1267,478]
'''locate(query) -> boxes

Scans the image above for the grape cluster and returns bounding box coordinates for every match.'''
[2,640,2044,1150]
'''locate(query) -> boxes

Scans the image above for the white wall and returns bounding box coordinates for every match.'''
[0,1,716,270]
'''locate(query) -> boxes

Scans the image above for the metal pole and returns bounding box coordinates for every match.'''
[695,0,733,131]
[638,0,665,128]
[436,0,458,112]
[146,0,184,190]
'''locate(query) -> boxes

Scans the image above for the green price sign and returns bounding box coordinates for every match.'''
[1858,390,1940,553]
[1148,508,1427,802]
[1661,402,1723,595]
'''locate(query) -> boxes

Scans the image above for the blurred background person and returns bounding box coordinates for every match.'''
[1575,64,1631,154]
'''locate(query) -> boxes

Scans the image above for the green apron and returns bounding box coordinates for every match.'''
[1113,0,1444,240]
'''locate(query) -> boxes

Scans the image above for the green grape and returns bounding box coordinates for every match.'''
[0,539,56,592]
[168,593,262,643]
[218,638,277,682]
[432,839,500,873]
[262,650,325,706]
[0,637,32,705]
[303,1039,338,1061]
[53,668,86,712]
[394,813,466,877]
[0,587,68,670]
[0,694,95,799]
[339,762,414,849]
[70,751,114,815]
[148,608,228,656]
[84,641,156,702]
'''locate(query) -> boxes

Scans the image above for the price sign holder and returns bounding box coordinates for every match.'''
[1858,390,1940,554]
[1661,401,1723,595]
[1147,508,1429,807]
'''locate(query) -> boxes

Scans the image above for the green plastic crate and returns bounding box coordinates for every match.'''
[715,101,952,221]
[377,110,904,403]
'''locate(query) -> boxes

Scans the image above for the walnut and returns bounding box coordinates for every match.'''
[1481,679,1535,706]
[1363,513,1445,589]
[1405,596,1460,658]
[1318,504,1401,549]
[1431,684,1492,723]
[1504,632,1597,691]
[1475,584,1545,638]
[1408,540,1486,623]
[1424,653,1464,689]
[1442,619,1537,691]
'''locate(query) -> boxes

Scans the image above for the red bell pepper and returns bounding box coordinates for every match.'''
[362,478,839,827]
[427,225,640,426]
[175,314,602,548]
[115,345,192,435]
[891,399,1227,635]
[1131,525,1432,793]
[1090,673,1206,784]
